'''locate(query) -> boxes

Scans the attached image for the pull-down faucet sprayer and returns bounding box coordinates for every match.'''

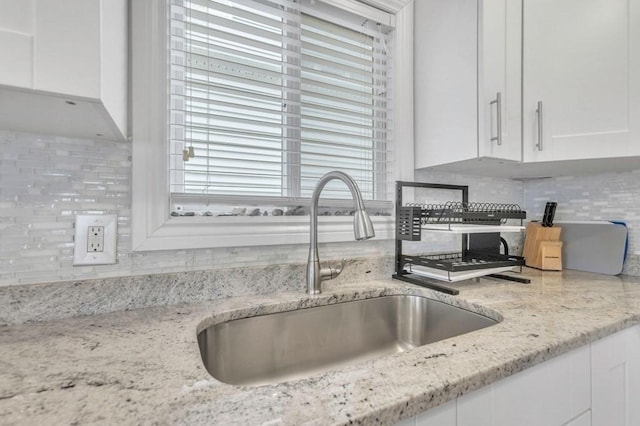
[306,171,375,295]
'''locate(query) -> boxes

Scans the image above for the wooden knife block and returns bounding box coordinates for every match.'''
[523,222,563,270]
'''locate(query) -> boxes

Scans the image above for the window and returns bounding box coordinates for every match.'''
[168,0,393,213]
[131,0,413,251]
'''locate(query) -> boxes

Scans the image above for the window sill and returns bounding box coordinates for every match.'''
[132,215,395,251]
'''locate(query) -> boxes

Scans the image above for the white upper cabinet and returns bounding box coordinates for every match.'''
[523,0,640,163]
[415,0,640,178]
[0,0,127,141]
[414,0,521,169]
[0,0,34,88]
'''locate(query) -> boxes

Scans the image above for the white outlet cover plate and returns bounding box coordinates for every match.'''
[73,214,118,265]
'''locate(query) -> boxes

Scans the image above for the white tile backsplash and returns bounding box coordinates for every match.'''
[414,170,525,206]
[413,170,525,253]
[0,130,393,286]
[524,172,640,255]
[417,169,640,262]
[2,129,640,287]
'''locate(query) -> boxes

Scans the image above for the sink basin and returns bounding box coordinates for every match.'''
[197,294,499,386]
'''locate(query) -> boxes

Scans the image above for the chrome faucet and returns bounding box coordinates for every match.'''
[306,171,375,295]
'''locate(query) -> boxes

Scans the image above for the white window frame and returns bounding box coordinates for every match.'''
[131,0,414,251]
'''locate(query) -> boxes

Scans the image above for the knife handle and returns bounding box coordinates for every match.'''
[542,202,557,227]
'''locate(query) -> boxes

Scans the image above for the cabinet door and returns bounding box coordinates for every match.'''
[34,0,102,98]
[414,0,479,169]
[415,0,522,169]
[415,399,456,426]
[564,410,592,426]
[0,0,127,141]
[522,0,640,163]
[394,399,457,426]
[591,325,640,426]
[0,0,34,88]
[478,0,522,162]
[457,344,591,426]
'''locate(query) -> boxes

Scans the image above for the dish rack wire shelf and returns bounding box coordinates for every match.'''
[393,181,529,295]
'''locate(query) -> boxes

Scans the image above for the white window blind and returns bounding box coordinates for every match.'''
[169,0,394,209]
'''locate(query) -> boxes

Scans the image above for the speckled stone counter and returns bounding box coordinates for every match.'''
[2,269,640,425]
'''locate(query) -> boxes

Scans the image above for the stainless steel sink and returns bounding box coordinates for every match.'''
[197,294,499,386]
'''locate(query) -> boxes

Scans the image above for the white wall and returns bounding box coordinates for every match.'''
[0,130,393,287]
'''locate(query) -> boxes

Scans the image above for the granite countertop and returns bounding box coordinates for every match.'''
[2,269,640,425]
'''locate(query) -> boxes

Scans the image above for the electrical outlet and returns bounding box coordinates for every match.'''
[87,226,105,252]
[73,215,117,265]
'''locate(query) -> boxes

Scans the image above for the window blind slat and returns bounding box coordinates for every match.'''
[188,0,298,22]
[301,129,389,146]
[302,30,372,59]
[303,43,373,70]
[301,94,388,116]
[301,68,374,93]
[182,20,301,57]
[180,140,392,158]
[303,14,372,44]
[180,79,297,108]
[187,56,284,88]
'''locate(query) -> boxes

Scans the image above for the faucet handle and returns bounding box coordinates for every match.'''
[320,258,347,281]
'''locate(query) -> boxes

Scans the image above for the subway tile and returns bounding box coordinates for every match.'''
[1,129,640,288]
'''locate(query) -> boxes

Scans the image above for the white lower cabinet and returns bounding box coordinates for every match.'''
[565,410,592,426]
[416,400,457,426]
[591,326,640,426]
[456,344,590,426]
[396,325,640,426]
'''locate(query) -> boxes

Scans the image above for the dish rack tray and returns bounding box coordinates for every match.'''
[398,202,526,241]
[401,250,524,273]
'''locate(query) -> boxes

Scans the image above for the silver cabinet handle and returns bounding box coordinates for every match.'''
[536,101,543,151]
[490,92,502,146]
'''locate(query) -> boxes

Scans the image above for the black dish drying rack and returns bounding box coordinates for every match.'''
[393,181,528,295]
